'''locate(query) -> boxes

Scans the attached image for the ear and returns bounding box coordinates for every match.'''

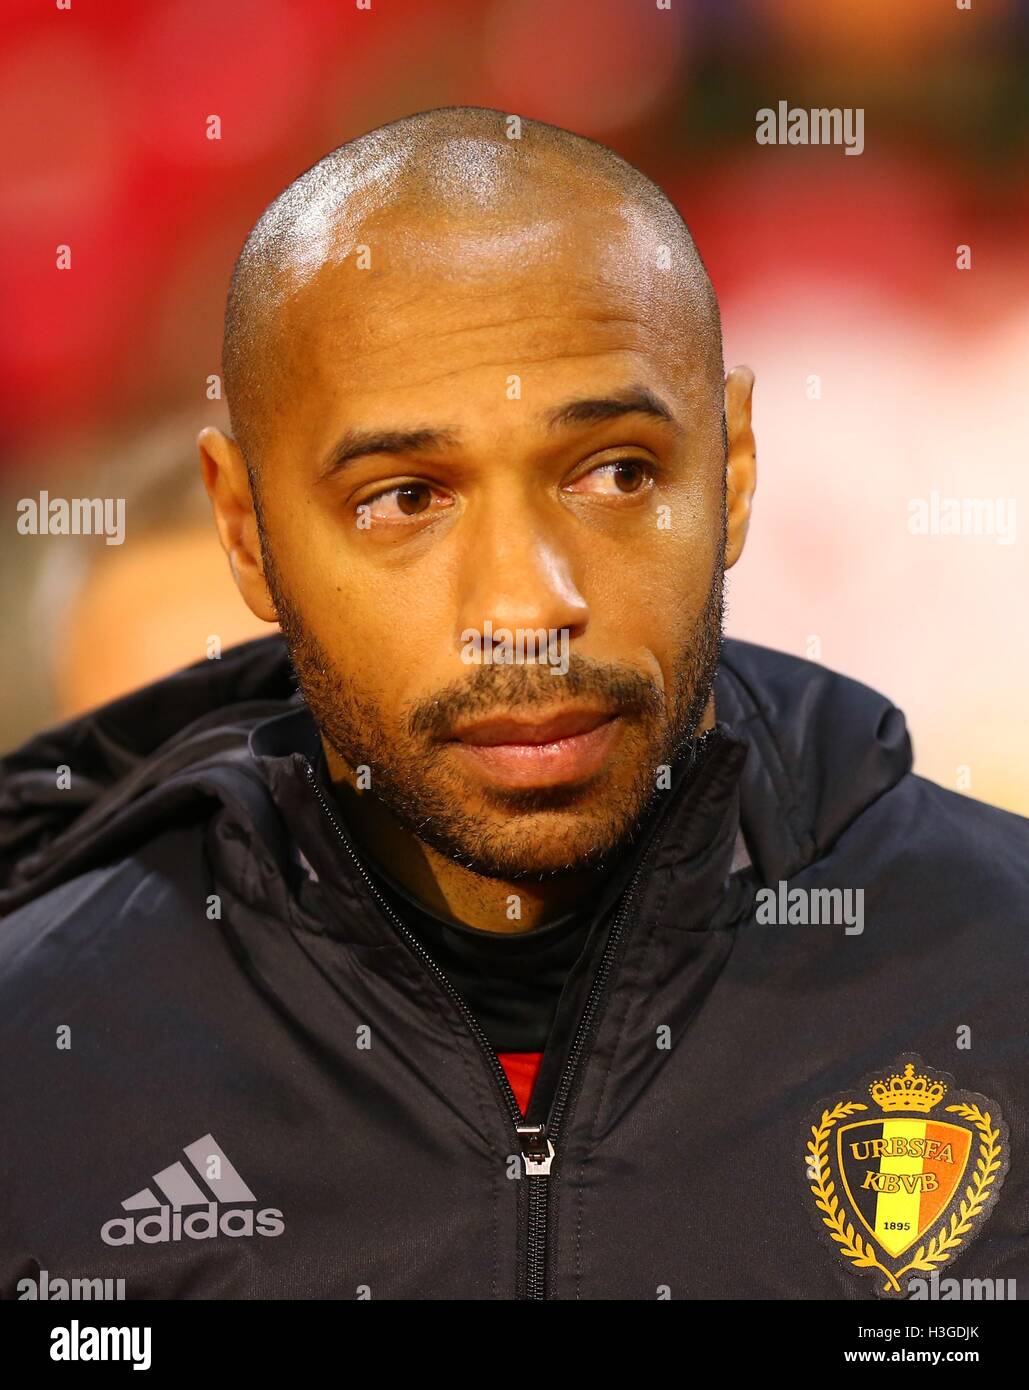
[723,365,756,570]
[198,428,277,623]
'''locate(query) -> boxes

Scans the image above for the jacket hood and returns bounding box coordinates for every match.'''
[0,634,912,914]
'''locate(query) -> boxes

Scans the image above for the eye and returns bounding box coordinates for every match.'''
[568,457,655,498]
[359,481,452,523]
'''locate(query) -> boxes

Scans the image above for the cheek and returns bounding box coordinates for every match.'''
[584,507,721,700]
[582,492,720,626]
[278,513,459,706]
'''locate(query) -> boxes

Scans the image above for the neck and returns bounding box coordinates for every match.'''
[324,778,595,932]
[324,693,716,934]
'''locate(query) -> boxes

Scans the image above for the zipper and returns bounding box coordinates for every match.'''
[303,760,657,1300]
[521,845,654,1299]
[303,764,525,1133]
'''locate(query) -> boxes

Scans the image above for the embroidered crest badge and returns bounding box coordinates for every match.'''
[805,1055,1009,1298]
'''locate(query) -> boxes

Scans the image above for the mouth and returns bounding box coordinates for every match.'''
[447,707,623,789]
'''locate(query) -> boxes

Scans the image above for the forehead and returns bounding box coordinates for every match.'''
[264,201,715,449]
[285,198,706,380]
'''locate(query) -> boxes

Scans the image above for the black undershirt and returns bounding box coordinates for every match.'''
[319,758,627,1052]
[360,858,600,1052]
[318,730,730,1055]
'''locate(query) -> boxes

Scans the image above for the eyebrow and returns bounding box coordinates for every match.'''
[317,427,462,481]
[316,384,676,481]
[544,384,676,430]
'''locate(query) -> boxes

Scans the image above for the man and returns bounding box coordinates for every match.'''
[1,107,1026,1302]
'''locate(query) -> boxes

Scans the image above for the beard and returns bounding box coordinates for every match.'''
[262,540,725,882]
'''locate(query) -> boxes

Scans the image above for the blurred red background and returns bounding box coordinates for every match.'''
[2,0,1026,811]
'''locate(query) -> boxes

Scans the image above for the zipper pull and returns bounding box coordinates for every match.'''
[516,1123,555,1176]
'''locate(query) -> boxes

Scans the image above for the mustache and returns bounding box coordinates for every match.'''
[406,654,665,742]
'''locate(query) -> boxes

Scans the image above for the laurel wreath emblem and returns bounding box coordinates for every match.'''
[806,1099,1003,1296]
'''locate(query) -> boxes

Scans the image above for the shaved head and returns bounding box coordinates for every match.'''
[222,105,723,478]
[202,102,756,912]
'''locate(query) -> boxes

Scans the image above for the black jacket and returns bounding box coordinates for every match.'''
[1,635,1026,1301]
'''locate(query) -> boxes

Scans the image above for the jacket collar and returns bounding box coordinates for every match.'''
[248,704,751,943]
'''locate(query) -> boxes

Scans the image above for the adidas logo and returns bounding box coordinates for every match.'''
[100,1133,285,1246]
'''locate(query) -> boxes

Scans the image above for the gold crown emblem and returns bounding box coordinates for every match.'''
[869,1062,947,1113]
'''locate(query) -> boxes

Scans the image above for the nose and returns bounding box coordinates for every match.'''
[454,495,588,660]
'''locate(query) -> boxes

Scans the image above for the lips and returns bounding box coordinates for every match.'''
[447,707,623,789]
[451,708,613,747]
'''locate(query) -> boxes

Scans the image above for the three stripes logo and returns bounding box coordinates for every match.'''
[100,1134,285,1246]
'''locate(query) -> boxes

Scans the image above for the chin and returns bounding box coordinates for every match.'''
[437,809,638,882]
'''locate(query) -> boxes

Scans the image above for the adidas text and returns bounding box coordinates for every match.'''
[101,1202,284,1245]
